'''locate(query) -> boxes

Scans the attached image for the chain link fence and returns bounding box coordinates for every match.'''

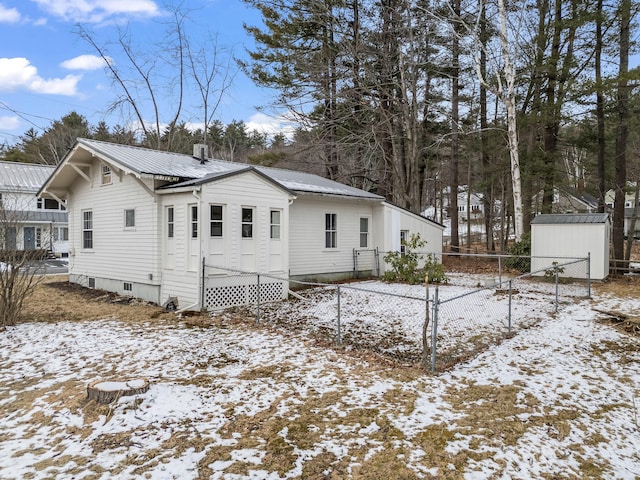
[203,253,590,372]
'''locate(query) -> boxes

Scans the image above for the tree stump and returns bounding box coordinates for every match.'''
[87,378,150,404]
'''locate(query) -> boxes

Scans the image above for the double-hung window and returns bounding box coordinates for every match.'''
[83,210,93,249]
[167,207,174,238]
[190,206,198,238]
[400,230,409,255]
[101,165,112,185]
[270,210,281,239]
[359,218,369,248]
[242,208,253,238]
[325,213,337,248]
[210,205,223,237]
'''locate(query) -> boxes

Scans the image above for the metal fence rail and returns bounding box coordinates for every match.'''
[202,254,590,372]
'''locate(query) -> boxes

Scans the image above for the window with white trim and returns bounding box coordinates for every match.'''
[101,165,112,185]
[400,230,409,255]
[53,227,69,242]
[325,213,337,248]
[210,205,223,237]
[242,207,253,238]
[190,205,198,238]
[35,228,42,248]
[359,217,369,248]
[123,282,132,292]
[167,206,174,238]
[124,209,135,228]
[82,210,93,249]
[270,210,281,239]
[37,198,65,210]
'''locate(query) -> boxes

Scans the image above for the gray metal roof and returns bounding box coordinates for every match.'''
[75,138,383,200]
[15,210,68,223]
[0,161,56,193]
[531,213,610,224]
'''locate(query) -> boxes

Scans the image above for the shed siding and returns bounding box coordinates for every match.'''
[67,165,161,303]
[531,222,609,280]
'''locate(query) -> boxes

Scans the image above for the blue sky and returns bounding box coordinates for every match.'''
[0,0,292,147]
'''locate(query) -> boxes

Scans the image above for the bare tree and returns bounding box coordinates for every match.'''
[0,200,47,328]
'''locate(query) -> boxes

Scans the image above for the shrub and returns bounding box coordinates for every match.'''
[383,233,448,284]
[505,233,531,272]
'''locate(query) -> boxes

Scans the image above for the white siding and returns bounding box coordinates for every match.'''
[531,222,609,280]
[375,203,444,274]
[160,171,291,308]
[67,164,161,303]
[289,196,379,278]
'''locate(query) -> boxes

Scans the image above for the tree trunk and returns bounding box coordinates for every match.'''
[613,0,630,269]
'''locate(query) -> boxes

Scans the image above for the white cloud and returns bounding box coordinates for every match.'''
[0,4,21,23]
[245,112,297,140]
[61,54,110,71]
[31,0,160,23]
[0,57,80,96]
[0,115,20,130]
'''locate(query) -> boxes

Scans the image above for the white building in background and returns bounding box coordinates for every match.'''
[0,161,68,256]
[39,139,444,310]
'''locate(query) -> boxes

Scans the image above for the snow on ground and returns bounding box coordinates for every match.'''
[0,283,639,479]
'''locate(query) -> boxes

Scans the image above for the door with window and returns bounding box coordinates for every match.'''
[23,227,35,250]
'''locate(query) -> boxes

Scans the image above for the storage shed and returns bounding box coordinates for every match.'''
[530,213,610,280]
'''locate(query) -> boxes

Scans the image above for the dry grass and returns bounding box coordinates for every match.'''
[3,273,638,479]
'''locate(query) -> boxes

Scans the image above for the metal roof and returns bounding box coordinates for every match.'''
[74,138,383,200]
[18,211,68,223]
[531,213,610,225]
[0,161,56,193]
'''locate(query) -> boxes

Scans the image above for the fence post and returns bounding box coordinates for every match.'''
[256,273,261,324]
[498,255,502,284]
[337,285,342,346]
[200,257,206,310]
[508,279,512,333]
[430,286,439,372]
[554,266,559,314]
[587,252,591,298]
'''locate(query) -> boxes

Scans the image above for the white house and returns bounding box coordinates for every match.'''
[0,160,68,256]
[38,139,443,310]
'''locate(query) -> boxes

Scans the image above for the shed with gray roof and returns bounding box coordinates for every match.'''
[530,213,610,279]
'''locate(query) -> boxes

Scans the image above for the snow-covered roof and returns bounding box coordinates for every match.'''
[72,138,384,200]
[0,161,55,193]
[531,213,610,225]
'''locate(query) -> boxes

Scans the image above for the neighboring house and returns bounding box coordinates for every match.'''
[532,187,598,215]
[604,185,640,239]
[0,160,68,256]
[38,139,443,310]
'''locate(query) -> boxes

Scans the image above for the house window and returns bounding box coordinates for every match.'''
[242,208,254,238]
[400,230,409,255]
[190,205,198,238]
[124,209,135,228]
[167,207,174,238]
[325,213,337,248]
[210,205,223,237]
[472,205,481,212]
[102,165,112,185]
[35,228,42,248]
[0,193,3,207]
[359,217,369,248]
[123,282,132,292]
[88,278,95,288]
[37,198,64,210]
[270,210,281,239]
[53,227,68,242]
[82,210,93,249]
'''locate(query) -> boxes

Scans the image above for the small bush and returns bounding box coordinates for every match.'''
[505,233,531,272]
[383,233,448,284]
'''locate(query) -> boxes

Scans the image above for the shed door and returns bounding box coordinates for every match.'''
[24,227,35,250]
